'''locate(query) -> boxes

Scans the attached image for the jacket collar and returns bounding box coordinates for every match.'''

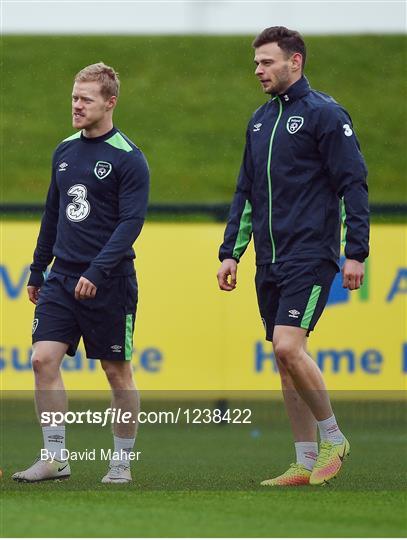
[274,76,311,103]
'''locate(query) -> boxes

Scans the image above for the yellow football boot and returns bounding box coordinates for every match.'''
[309,438,350,485]
[261,463,311,486]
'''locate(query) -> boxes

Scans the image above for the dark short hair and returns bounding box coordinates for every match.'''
[252,26,306,69]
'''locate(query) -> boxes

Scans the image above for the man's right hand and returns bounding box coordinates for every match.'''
[27,286,41,305]
[217,259,238,291]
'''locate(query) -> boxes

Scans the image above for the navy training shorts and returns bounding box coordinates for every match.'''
[255,259,338,341]
[32,270,138,360]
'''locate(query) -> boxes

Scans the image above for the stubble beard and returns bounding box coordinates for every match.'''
[266,66,291,96]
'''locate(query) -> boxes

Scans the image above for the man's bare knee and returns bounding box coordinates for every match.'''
[31,342,67,376]
[273,326,307,373]
[274,340,303,373]
[101,361,133,389]
[32,352,60,380]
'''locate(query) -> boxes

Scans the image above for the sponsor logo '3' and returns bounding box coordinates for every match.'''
[66,184,91,222]
[343,124,353,137]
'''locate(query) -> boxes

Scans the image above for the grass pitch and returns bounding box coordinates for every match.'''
[1,398,406,537]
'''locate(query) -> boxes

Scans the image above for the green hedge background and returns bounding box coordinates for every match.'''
[2,35,406,204]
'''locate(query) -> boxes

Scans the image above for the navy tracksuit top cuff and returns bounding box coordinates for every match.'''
[28,270,45,288]
[219,253,240,263]
[82,265,106,287]
[346,253,367,263]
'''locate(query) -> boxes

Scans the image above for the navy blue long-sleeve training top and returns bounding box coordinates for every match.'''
[28,126,150,288]
[219,76,369,266]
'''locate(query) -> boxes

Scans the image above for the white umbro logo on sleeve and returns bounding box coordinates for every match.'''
[58,162,68,171]
[253,123,262,132]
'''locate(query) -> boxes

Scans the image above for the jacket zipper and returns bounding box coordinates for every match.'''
[267,96,283,263]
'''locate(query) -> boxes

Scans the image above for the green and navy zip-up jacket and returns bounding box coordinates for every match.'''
[28,126,149,288]
[219,76,369,266]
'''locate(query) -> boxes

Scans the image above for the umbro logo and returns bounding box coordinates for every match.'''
[253,123,262,132]
[327,424,339,433]
[288,309,300,318]
[58,162,68,171]
[48,435,64,444]
[111,345,122,352]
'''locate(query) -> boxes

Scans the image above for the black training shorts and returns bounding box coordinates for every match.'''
[32,270,138,360]
[255,259,338,341]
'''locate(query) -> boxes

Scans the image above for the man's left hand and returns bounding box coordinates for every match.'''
[75,276,97,300]
[342,259,364,290]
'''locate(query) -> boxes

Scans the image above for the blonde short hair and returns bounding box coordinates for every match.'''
[74,62,120,99]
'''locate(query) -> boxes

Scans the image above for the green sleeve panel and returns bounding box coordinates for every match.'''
[232,199,252,261]
[340,197,347,251]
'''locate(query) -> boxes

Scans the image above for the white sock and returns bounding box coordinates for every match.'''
[42,426,66,460]
[112,435,135,466]
[295,442,318,471]
[318,414,345,444]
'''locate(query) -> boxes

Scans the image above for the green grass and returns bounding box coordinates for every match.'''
[1,35,406,205]
[1,399,406,537]
[3,490,405,537]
